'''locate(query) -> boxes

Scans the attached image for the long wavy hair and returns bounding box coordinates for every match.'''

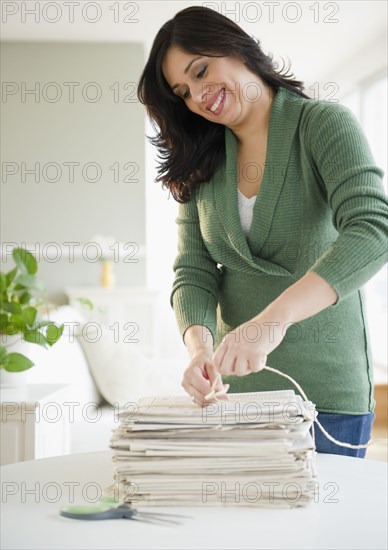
[137,6,310,203]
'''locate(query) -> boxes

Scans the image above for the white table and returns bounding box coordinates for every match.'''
[1,450,387,550]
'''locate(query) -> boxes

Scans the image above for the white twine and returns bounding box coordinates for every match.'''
[262,366,386,450]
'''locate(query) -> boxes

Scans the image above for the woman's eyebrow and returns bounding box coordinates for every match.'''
[171,56,203,91]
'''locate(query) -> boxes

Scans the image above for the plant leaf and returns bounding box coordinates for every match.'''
[45,323,65,346]
[9,316,26,333]
[33,320,53,329]
[21,307,37,327]
[0,321,23,335]
[76,297,94,310]
[16,275,46,292]
[12,248,37,275]
[0,346,9,368]
[0,273,7,295]
[19,291,32,305]
[5,352,34,372]
[5,267,18,287]
[23,330,49,348]
[1,302,22,315]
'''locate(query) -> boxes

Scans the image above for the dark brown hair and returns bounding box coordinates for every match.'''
[137,6,310,203]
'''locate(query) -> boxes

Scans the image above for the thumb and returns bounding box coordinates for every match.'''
[205,363,229,393]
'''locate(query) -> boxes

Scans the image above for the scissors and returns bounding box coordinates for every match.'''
[60,496,192,525]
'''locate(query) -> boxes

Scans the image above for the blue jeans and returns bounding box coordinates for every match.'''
[310,411,375,458]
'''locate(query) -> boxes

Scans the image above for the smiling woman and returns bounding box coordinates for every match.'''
[136,6,388,458]
[161,45,277,200]
[137,6,309,203]
[162,47,265,117]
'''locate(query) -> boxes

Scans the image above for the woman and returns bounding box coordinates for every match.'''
[137,6,388,457]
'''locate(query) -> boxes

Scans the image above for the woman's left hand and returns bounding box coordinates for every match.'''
[213,310,289,376]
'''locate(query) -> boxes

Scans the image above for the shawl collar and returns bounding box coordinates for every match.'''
[213,85,304,276]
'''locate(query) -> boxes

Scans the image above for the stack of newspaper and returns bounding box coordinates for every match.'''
[104,390,317,508]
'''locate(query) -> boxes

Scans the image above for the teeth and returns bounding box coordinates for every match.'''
[210,89,224,112]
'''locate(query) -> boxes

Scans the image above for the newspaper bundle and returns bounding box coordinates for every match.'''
[104,389,317,508]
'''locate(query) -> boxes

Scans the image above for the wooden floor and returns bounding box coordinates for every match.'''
[366,425,388,462]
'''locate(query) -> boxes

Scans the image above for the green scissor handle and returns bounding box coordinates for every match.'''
[60,496,192,524]
[60,502,137,521]
[60,496,136,520]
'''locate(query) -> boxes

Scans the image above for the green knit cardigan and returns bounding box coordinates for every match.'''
[170,86,388,414]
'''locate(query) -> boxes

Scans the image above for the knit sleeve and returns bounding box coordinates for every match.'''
[305,101,388,307]
[169,192,221,345]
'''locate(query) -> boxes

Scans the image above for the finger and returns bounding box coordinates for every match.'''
[219,352,236,376]
[211,384,230,400]
[182,366,210,399]
[194,380,231,405]
[191,365,211,387]
[189,368,213,397]
[200,365,230,402]
[234,357,250,377]
[190,391,209,407]
[204,363,223,390]
[183,383,204,405]
[181,381,199,401]
[249,357,267,373]
[204,382,230,400]
[205,389,230,403]
[212,341,227,370]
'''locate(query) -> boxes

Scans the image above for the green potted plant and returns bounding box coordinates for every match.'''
[0,248,64,380]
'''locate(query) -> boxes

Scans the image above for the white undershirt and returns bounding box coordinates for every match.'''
[237,187,257,237]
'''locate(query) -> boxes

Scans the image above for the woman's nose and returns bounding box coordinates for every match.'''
[190,83,206,105]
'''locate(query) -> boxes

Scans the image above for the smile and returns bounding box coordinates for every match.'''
[208,88,226,114]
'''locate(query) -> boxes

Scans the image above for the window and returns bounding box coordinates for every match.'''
[341,74,388,380]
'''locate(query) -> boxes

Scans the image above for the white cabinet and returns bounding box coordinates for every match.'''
[64,286,163,359]
[0,384,71,466]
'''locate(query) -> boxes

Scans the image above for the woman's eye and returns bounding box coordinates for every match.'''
[181,66,207,100]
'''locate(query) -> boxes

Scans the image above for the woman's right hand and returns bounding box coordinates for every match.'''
[181,349,230,407]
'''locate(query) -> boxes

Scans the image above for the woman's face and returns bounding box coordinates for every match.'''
[162,45,266,126]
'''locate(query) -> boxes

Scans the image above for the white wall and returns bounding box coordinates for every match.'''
[1,41,146,303]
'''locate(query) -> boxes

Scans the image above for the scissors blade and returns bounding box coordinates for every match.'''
[139,511,193,520]
[132,515,185,526]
